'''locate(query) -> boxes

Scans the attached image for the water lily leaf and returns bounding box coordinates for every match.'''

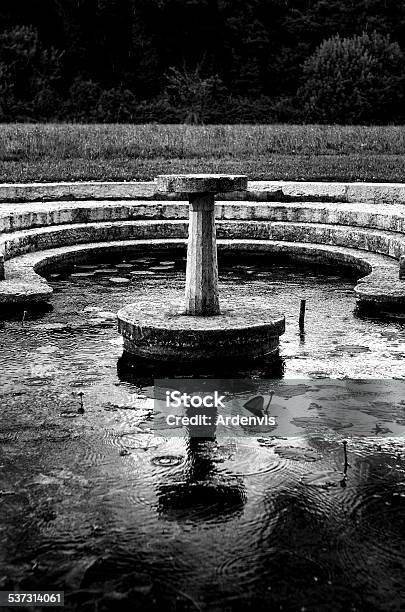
[291,416,353,430]
[274,446,322,462]
[244,396,265,417]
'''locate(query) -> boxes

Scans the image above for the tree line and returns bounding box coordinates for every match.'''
[1,0,405,123]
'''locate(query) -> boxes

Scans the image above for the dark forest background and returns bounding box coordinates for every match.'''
[1,0,405,124]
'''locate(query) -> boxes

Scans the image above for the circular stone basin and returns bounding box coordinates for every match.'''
[117,299,285,363]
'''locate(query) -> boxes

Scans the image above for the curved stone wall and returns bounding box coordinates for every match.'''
[2,218,405,267]
[1,200,405,234]
[2,179,405,204]
[0,181,404,309]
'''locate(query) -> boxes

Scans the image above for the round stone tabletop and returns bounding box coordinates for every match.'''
[156,174,248,194]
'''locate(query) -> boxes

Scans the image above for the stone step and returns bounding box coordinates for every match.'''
[1,219,405,263]
[2,180,405,204]
[1,200,405,234]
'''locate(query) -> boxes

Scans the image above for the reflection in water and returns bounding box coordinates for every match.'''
[117,351,285,388]
[157,405,246,523]
[0,253,404,611]
[157,439,247,524]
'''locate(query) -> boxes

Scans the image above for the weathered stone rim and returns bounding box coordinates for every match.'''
[1,238,403,307]
[117,297,285,363]
[2,218,405,263]
[4,180,405,203]
[117,300,286,333]
[1,200,405,236]
[1,218,404,305]
[1,180,404,309]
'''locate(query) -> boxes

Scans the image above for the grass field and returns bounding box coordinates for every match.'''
[1,124,405,183]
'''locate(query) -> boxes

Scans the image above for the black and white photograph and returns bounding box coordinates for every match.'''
[0,1,404,611]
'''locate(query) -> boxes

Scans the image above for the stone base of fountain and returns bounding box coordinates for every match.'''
[117,299,285,363]
[117,174,285,364]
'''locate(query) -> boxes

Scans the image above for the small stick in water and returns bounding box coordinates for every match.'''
[77,391,85,414]
[299,299,306,332]
[264,391,274,415]
[340,440,349,488]
[22,311,27,327]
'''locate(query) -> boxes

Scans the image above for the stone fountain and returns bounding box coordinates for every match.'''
[117,174,285,363]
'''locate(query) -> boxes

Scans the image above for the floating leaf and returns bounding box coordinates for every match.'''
[274,446,322,462]
[60,410,79,419]
[244,396,265,417]
[109,277,130,285]
[291,416,353,430]
[35,323,70,332]
[257,438,275,447]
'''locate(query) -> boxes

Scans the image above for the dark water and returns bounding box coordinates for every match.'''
[0,252,404,611]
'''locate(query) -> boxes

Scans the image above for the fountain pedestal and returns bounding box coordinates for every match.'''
[117,174,285,364]
[185,192,219,316]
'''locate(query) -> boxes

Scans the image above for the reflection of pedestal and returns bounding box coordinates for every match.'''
[117,174,285,364]
[116,351,285,386]
[157,437,246,523]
